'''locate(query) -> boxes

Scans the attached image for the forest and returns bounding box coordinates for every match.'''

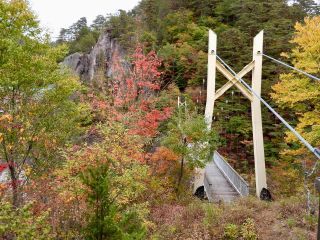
[0,0,320,239]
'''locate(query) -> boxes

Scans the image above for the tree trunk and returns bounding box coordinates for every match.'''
[8,164,19,208]
[176,137,187,194]
[176,156,184,194]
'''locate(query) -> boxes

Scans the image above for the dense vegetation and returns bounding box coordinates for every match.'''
[0,0,319,239]
[58,0,320,169]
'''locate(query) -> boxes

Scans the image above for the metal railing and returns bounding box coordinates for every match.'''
[213,151,249,196]
[203,173,213,202]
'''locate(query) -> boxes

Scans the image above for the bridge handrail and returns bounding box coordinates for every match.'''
[213,151,249,196]
[203,174,213,202]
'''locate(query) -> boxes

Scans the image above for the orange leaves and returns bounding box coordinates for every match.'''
[152,147,179,162]
[150,147,179,174]
[0,183,7,192]
[0,114,13,134]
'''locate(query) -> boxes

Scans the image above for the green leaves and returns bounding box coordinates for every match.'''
[162,99,219,169]
[0,201,52,240]
[0,0,88,206]
[225,116,251,138]
[80,161,147,240]
[0,0,39,39]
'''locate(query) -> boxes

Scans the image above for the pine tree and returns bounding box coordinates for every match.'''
[81,163,146,240]
[140,0,158,30]
[90,15,107,32]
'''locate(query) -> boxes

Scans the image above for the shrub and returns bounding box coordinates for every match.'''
[240,218,258,240]
[0,201,52,240]
[203,204,223,227]
[223,223,239,240]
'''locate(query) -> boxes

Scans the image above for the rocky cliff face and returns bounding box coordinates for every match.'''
[62,31,128,82]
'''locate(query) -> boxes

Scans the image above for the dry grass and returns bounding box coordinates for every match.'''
[148,196,317,240]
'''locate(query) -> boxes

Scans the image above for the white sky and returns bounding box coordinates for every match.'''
[29,0,141,39]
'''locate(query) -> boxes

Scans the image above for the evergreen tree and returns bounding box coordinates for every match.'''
[107,10,137,50]
[186,0,218,17]
[55,0,318,169]
[140,0,158,30]
[91,15,107,31]
[70,17,88,40]
[81,163,146,240]
[57,28,68,43]
[211,0,311,164]
[292,0,320,15]
[56,16,99,54]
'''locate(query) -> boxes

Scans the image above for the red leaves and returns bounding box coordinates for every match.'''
[112,46,162,108]
[130,108,172,137]
[84,46,174,177]
[92,99,108,110]
[133,48,162,94]
[0,163,8,173]
[104,45,173,139]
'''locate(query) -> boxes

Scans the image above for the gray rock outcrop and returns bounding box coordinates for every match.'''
[62,31,129,82]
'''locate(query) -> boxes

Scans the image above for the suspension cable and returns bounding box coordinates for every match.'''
[215,54,320,162]
[262,53,320,82]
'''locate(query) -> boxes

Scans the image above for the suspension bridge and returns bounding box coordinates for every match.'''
[193,30,320,202]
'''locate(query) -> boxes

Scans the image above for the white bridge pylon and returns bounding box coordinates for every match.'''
[201,29,267,197]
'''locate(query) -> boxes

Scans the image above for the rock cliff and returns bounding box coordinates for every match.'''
[62,31,128,82]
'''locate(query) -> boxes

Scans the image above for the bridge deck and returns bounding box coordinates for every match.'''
[204,162,239,203]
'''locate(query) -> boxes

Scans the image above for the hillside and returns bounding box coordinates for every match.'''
[0,0,320,239]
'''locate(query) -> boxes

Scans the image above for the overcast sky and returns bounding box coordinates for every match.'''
[29,0,141,39]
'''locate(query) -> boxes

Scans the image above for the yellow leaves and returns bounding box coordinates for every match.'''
[272,16,320,106]
[294,16,320,47]
[65,196,76,204]
[271,75,320,107]
[291,16,320,74]
[272,16,320,158]
[24,166,32,177]
[0,114,13,122]
[32,136,39,142]
[58,190,77,204]
[7,144,13,151]
[284,110,320,151]
[0,133,3,143]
